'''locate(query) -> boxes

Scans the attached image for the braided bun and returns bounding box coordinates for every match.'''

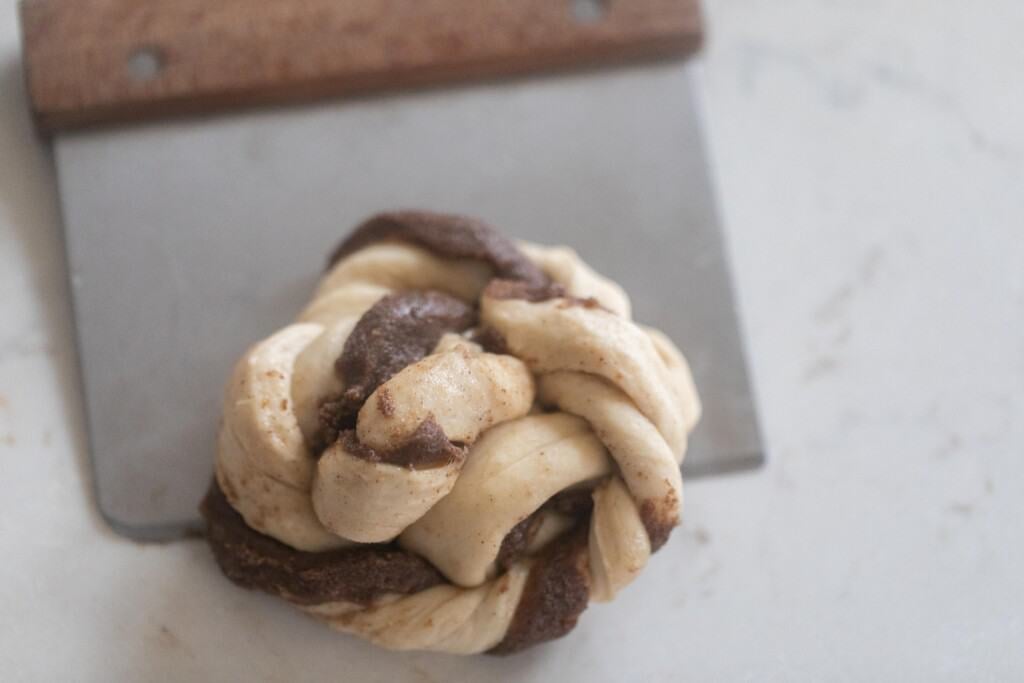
[202,211,700,654]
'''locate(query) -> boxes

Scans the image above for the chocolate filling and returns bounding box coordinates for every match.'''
[484,278,565,303]
[638,489,681,552]
[469,326,509,355]
[496,515,544,573]
[204,476,594,652]
[484,278,612,312]
[329,210,552,290]
[549,487,596,519]
[335,291,477,413]
[201,480,444,606]
[316,400,358,452]
[336,418,466,469]
[490,527,592,655]
[315,291,475,459]
[496,488,595,572]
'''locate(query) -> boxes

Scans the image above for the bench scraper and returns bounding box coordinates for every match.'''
[20,0,762,540]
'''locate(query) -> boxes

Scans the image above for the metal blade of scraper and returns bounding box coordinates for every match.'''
[53,60,762,539]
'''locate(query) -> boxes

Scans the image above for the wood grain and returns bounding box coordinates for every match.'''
[20,0,703,132]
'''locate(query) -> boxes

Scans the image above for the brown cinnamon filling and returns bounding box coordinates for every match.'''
[335,291,476,413]
[496,515,543,573]
[490,527,592,655]
[484,278,609,311]
[549,487,596,518]
[484,278,565,303]
[335,418,466,469]
[203,478,595,653]
[329,210,552,290]
[495,487,595,573]
[638,489,681,552]
[314,290,476,465]
[469,326,509,355]
[201,480,444,606]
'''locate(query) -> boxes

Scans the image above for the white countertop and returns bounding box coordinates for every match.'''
[1,1,1022,680]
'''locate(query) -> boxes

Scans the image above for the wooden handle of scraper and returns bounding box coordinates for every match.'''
[20,0,703,132]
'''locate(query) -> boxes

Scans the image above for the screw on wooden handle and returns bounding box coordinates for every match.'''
[20,0,703,132]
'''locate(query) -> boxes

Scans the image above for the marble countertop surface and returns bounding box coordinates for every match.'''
[1,1,1021,680]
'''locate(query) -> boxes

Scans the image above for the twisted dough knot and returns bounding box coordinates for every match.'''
[203,211,701,654]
